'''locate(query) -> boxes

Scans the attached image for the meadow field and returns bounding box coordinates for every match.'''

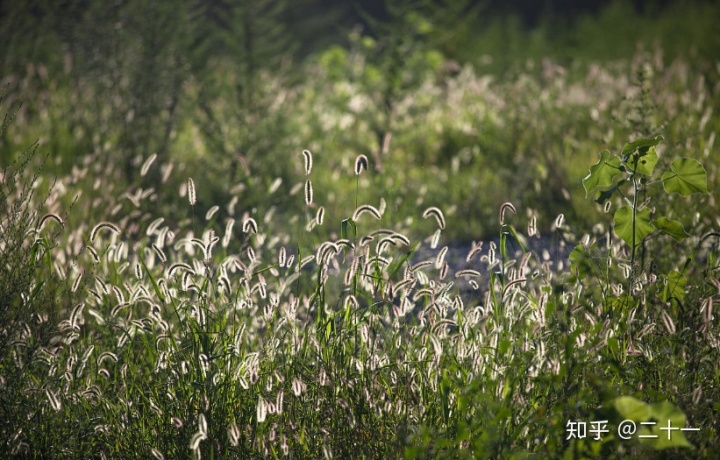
[1,1,720,458]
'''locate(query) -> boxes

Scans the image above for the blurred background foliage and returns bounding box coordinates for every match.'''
[1,0,718,242]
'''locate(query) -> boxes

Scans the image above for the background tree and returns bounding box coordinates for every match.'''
[189,0,300,190]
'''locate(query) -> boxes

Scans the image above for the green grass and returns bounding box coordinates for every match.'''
[2,107,720,458]
[1,11,720,456]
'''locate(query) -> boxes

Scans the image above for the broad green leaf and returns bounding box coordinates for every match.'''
[594,182,621,205]
[605,294,636,312]
[582,150,623,198]
[611,397,694,450]
[614,206,654,248]
[660,270,687,302]
[642,401,694,449]
[620,135,664,158]
[654,217,689,242]
[569,245,591,277]
[613,396,651,421]
[661,158,709,196]
[627,146,659,176]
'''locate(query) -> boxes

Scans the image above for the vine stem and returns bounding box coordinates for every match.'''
[630,175,639,267]
[626,164,640,316]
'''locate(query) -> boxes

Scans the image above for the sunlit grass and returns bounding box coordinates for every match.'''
[1,42,720,458]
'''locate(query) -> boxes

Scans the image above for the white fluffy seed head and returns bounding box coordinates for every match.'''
[302,149,312,175]
[692,385,702,405]
[352,204,382,221]
[499,202,517,225]
[378,197,387,215]
[422,207,445,230]
[147,217,164,236]
[85,245,100,263]
[278,246,287,267]
[466,242,483,262]
[389,232,410,246]
[242,217,258,234]
[90,222,120,243]
[69,302,84,329]
[276,391,284,414]
[205,205,219,220]
[187,178,196,206]
[661,309,676,334]
[703,297,713,324]
[46,389,61,411]
[152,244,167,264]
[223,218,235,248]
[228,422,240,447]
[38,213,64,231]
[72,272,83,292]
[141,153,157,177]
[269,177,282,194]
[431,229,441,249]
[292,377,305,396]
[189,432,206,451]
[112,286,125,305]
[168,262,193,277]
[257,396,267,423]
[435,246,448,268]
[304,180,313,205]
[198,413,207,435]
[528,215,537,237]
[354,154,369,175]
[456,269,482,278]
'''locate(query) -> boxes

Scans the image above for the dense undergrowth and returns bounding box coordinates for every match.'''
[2,113,720,458]
[2,1,720,458]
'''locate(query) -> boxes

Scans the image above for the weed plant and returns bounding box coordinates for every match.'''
[1,17,719,458]
[2,105,719,458]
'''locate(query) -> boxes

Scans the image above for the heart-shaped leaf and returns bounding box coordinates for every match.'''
[661,158,709,196]
[614,206,654,248]
[583,150,623,198]
[660,270,687,302]
[627,146,659,176]
[654,217,689,242]
[620,135,664,158]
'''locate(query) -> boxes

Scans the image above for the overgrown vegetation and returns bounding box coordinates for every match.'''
[1,0,719,458]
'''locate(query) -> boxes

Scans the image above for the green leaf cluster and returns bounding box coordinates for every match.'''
[582,136,707,249]
[612,396,694,450]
